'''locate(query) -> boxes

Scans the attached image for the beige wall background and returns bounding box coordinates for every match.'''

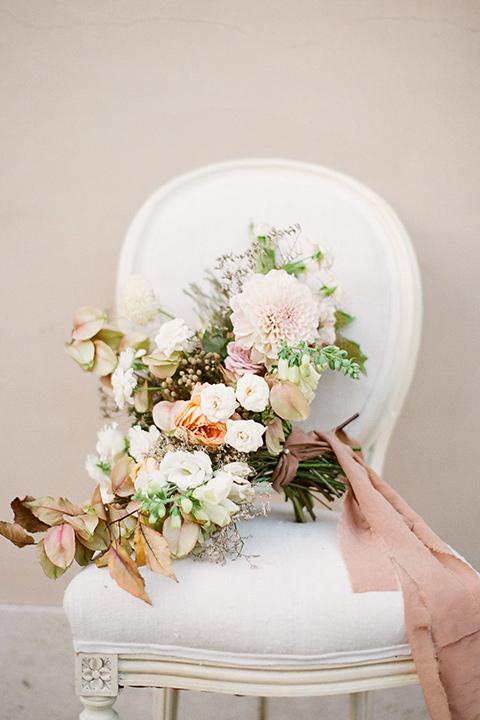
[0,0,479,606]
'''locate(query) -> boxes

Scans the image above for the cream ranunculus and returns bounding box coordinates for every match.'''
[154,318,195,359]
[235,373,270,412]
[159,450,212,492]
[128,425,160,463]
[200,383,238,423]
[230,269,321,364]
[224,419,266,452]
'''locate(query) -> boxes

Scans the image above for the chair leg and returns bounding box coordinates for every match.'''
[79,696,119,719]
[153,687,180,720]
[259,696,268,720]
[349,691,374,720]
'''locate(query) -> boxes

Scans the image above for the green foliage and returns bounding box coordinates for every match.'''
[335,333,368,376]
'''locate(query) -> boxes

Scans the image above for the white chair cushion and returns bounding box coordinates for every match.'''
[63,505,410,667]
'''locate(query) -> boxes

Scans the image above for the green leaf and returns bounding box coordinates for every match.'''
[335,333,368,375]
[202,329,230,358]
[334,310,355,330]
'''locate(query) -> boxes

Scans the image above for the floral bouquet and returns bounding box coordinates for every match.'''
[0,224,366,603]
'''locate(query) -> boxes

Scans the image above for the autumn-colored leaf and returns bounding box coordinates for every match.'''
[36,541,68,579]
[94,550,109,568]
[133,523,147,567]
[90,485,108,521]
[11,496,49,533]
[43,524,76,568]
[73,519,108,551]
[107,542,152,604]
[23,497,83,527]
[63,512,99,542]
[110,456,135,497]
[163,516,200,559]
[0,520,35,548]
[136,521,177,581]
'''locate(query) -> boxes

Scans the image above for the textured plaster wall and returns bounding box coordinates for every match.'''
[0,1,479,608]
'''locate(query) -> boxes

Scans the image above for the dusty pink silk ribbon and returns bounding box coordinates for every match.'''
[273,428,480,720]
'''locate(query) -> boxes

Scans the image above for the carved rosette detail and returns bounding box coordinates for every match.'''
[77,653,118,697]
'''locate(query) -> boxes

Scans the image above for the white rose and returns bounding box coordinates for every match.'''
[200,383,238,423]
[128,425,160,462]
[224,419,266,452]
[235,374,270,412]
[154,318,194,359]
[95,423,126,464]
[160,450,212,492]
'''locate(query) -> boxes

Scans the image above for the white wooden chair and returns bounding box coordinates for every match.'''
[64,159,422,720]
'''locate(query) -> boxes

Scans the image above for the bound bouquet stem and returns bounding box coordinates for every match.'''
[0,223,366,602]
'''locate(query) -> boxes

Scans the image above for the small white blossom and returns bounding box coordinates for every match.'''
[85,454,114,503]
[155,318,195,359]
[159,450,212,492]
[95,422,126,464]
[194,497,238,527]
[224,419,266,452]
[235,374,270,412]
[134,458,168,495]
[200,383,238,423]
[121,275,159,326]
[193,472,233,504]
[128,425,160,463]
[111,348,138,410]
[317,302,337,346]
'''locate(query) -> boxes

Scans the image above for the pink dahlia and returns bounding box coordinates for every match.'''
[230,269,322,364]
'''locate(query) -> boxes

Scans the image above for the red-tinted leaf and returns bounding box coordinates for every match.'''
[36,541,68,579]
[11,496,49,532]
[43,524,76,568]
[72,306,107,341]
[107,542,152,604]
[0,520,35,548]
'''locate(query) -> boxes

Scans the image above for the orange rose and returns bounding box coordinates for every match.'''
[174,388,226,449]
